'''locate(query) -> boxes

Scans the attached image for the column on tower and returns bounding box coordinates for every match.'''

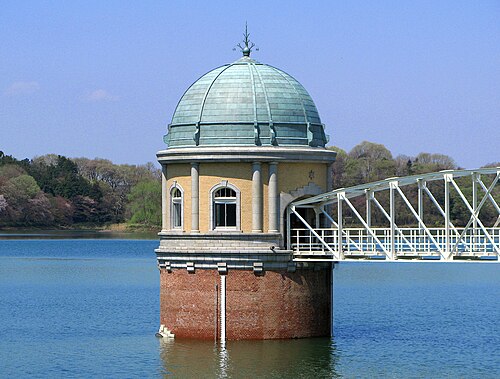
[191,162,200,233]
[161,164,168,232]
[268,162,279,233]
[252,162,263,233]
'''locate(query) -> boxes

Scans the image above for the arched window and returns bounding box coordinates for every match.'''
[170,186,183,229]
[210,183,240,230]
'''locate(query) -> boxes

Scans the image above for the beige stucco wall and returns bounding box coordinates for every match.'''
[165,161,329,234]
[199,163,252,233]
[166,164,191,231]
[278,162,327,195]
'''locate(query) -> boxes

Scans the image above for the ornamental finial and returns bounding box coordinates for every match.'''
[234,22,258,57]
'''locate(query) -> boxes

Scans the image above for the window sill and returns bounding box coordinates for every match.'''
[210,228,241,233]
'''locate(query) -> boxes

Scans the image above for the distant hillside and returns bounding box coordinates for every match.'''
[1,144,498,229]
[0,152,160,229]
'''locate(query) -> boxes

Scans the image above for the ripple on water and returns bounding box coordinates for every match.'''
[0,241,498,378]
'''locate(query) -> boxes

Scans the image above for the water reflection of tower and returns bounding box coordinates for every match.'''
[158,337,339,377]
[155,29,337,340]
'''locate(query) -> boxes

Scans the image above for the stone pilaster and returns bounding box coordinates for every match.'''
[161,164,168,231]
[268,162,279,233]
[252,162,263,233]
[191,162,200,233]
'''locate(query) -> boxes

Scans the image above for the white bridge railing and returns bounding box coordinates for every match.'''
[291,227,500,261]
[288,168,500,262]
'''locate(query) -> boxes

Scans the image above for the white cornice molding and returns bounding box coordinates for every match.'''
[157,146,337,164]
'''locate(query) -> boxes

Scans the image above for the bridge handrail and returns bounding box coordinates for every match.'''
[292,167,500,207]
[288,168,500,261]
[291,227,500,259]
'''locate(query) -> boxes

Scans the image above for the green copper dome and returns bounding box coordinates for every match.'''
[164,56,329,148]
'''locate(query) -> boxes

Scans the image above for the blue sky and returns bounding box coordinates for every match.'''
[1,0,498,168]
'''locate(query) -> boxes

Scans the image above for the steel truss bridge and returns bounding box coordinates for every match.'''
[288,167,500,262]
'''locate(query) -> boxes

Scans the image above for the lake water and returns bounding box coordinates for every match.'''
[0,237,498,378]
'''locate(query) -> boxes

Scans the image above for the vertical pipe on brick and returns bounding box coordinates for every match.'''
[268,162,279,233]
[220,275,226,345]
[330,262,335,337]
[252,162,263,233]
[161,164,168,232]
[191,162,200,233]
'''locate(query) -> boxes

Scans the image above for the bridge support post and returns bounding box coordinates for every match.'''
[417,180,424,239]
[472,173,478,248]
[337,193,343,257]
[389,181,398,260]
[444,174,452,259]
[365,190,372,227]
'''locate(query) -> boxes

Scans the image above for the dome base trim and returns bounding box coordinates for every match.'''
[157,146,337,164]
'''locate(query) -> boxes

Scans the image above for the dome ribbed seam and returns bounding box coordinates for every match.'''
[194,63,235,145]
[271,68,309,124]
[251,63,276,145]
[271,67,313,145]
[246,62,260,145]
[197,64,235,123]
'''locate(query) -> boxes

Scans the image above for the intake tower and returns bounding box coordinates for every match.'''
[156,32,337,340]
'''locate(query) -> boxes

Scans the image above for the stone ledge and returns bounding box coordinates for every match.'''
[158,233,283,249]
[157,146,337,164]
[158,231,281,240]
[156,250,293,261]
[156,258,330,271]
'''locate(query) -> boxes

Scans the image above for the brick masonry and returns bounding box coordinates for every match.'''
[160,267,331,340]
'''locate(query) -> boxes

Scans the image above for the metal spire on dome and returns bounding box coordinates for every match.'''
[234,23,258,57]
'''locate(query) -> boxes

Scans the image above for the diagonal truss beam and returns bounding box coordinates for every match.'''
[290,206,340,259]
[449,178,500,255]
[289,167,500,261]
[421,182,461,238]
[320,207,363,251]
[394,184,446,257]
[341,194,390,258]
[451,173,500,253]
[477,175,500,214]
[370,193,418,253]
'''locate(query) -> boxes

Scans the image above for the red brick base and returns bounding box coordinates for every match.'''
[160,268,331,340]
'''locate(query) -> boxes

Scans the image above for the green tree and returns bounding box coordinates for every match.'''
[0,174,55,226]
[72,157,161,223]
[347,141,396,184]
[3,174,41,201]
[29,155,101,200]
[127,180,161,227]
[327,146,346,189]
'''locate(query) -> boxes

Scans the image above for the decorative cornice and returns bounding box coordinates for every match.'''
[157,146,337,164]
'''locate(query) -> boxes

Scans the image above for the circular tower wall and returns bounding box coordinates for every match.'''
[156,49,336,340]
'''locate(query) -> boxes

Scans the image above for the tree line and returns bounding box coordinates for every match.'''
[328,141,499,227]
[0,142,498,229]
[0,152,161,228]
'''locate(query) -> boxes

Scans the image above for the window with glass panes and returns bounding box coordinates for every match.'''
[171,187,182,228]
[213,187,237,228]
